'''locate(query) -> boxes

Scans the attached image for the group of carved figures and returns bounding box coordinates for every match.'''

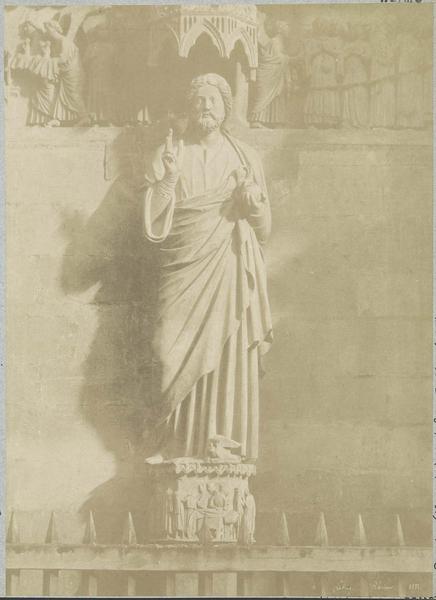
[8,20,90,127]
[5,8,432,130]
[5,8,151,127]
[250,17,431,130]
[157,483,256,544]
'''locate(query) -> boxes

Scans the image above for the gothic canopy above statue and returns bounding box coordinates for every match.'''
[145,5,258,70]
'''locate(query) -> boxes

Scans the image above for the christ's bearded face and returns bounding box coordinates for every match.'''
[189,84,226,134]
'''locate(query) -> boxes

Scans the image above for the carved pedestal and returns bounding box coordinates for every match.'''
[144,460,256,544]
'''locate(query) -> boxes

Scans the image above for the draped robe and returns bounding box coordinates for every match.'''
[369,41,395,129]
[304,51,341,128]
[249,36,290,126]
[52,38,87,123]
[342,47,369,129]
[143,133,273,460]
[396,34,425,130]
[10,46,57,125]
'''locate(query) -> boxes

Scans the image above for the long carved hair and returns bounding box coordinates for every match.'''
[182,72,233,139]
[186,72,233,119]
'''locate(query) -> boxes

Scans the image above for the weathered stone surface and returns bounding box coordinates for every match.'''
[145,460,256,544]
[6,128,432,545]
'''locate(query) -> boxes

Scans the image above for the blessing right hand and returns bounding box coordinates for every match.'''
[162,128,180,179]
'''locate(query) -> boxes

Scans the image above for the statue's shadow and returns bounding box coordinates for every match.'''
[58,125,302,550]
[59,126,169,545]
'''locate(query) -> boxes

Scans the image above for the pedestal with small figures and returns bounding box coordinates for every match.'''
[144,459,256,544]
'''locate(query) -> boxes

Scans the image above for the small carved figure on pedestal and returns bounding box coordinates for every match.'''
[240,489,256,544]
[172,489,185,540]
[213,484,227,509]
[207,482,225,540]
[206,482,216,507]
[198,514,214,544]
[164,487,173,539]
[197,482,209,511]
[233,487,244,540]
[221,485,238,541]
[183,493,198,540]
[195,482,209,540]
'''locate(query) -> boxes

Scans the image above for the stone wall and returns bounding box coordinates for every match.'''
[6,125,432,548]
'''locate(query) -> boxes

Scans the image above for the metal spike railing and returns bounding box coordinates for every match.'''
[277,512,290,546]
[122,512,138,546]
[6,512,20,597]
[314,512,329,596]
[7,511,20,544]
[122,512,138,596]
[4,509,431,598]
[43,512,59,596]
[83,510,97,545]
[82,511,98,596]
[395,513,406,546]
[353,513,368,546]
[314,511,329,547]
[353,514,369,597]
[276,512,291,595]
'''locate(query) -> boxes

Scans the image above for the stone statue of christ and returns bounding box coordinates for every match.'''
[143,73,273,463]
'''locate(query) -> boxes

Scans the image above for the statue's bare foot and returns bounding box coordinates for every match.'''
[45,119,61,128]
[145,453,164,465]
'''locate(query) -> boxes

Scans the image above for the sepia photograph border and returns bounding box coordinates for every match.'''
[1,0,435,597]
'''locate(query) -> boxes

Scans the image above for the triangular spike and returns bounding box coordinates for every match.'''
[45,511,59,544]
[6,512,20,544]
[277,512,290,546]
[352,514,368,546]
[314,512,329,546]
[122,512,137,545]
[83,510,97,544]
[395,514,405,546]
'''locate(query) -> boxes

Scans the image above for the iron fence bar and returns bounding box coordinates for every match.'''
[82,571,98,596]
[6,569,20,597]
[42,570,59,596]
[125,573,137,596]
[6,544,432,573]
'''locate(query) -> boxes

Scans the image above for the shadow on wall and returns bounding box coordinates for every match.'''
[59,123,177,543]
[57,124,431,547]
[56,122,304,543]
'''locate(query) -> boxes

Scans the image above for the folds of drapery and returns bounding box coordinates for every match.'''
[160,315,261,459]
[29,79,56,121]
[249,39,289,118]
[52,42,87,120]
[250,92,289,126]
[143,136,273,458]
